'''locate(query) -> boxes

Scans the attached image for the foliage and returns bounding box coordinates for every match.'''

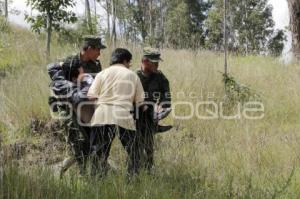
[268,30,287,57]
[223,73,261,103]
[56,17,101,46]
[165,1,190,49]
[25,0,77,34]
[206,0,281,54]
[0,16,9,33]
[97,0,211,49]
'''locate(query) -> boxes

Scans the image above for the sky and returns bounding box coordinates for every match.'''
[7,0,292,55]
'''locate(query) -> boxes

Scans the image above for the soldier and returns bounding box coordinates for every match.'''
[136,47,172,171]
[47,36,106,176]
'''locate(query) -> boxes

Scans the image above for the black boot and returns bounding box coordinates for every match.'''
[155,125,173,134]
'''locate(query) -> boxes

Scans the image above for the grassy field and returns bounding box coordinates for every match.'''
[1,23,300,198]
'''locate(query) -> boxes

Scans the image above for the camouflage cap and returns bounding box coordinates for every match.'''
[143,47,163,62]
[83,35,107,49]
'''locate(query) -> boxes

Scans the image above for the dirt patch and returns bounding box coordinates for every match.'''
[2,119,67,168]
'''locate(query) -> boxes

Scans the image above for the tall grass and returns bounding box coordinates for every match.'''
[1,25,300,198]
[2,165,297,199]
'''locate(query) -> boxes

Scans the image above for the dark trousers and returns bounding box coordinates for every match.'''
[64,114,91,174]
[136,108,155,170]
[90,125,140,176]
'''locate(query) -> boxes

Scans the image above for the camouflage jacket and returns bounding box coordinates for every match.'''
[136,70,171,109]
[47,54,102,106]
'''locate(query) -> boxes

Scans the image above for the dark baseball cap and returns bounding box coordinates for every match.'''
[83,35,107,49]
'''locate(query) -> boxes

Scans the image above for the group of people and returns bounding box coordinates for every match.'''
[47,35,172,177]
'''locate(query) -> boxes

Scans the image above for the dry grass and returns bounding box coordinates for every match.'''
[1,25,300,198]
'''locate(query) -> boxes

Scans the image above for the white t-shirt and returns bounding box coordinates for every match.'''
[87,64,144,130]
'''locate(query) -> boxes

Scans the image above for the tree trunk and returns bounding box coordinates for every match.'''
[224,0,228,75]
[287,0,300,59]
[149,0,153,39]
[94,0,99,33]
[106,0,111,40]
[94,0,97,18]
[46,11,52,58]
[160,0,165,48]
[85,0,93,33]
[111,0,117,48]
[137,0,147,41]
[4,0,8,19]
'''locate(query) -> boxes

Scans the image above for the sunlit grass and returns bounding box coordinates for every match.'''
[1,25,300,198]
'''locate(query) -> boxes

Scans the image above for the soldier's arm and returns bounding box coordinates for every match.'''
[47,62,75,97]
[47,62,66,81]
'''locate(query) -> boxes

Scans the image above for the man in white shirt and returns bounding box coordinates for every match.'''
[87,48,144,176]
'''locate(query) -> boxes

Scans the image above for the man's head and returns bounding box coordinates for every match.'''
[81,35,106,61]
[110,48,132,68]
[141,47,162,74]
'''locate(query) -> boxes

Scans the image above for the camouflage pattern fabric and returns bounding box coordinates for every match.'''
[143,47,163,62]
[47,54,102,175]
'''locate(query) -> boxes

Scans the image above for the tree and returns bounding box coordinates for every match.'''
[4,0,7,19]
[95,0,111,40]
[25,0,77,57]
[111,0,117,47]
[0,0,9,19]
[165,1,190,48]
[85,0,93,33]
[105,0,111,39]
[287,0,300,59]
[164,0,210,49]
[234,0,274,54]
[206,0,278,54]
[268,30,287,57]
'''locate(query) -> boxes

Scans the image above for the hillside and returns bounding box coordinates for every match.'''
[1,24,300,199]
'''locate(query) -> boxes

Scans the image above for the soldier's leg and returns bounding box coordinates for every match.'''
[66,117,87,175]
[136,110,149,169]
[59,156,76,178]
[58,117,76,177]
[118,127,140,176]
[144,130,154,171]
[78,125,92,169]
[143,112,155,171]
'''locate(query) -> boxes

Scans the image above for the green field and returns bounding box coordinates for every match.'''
[1,24,300,199]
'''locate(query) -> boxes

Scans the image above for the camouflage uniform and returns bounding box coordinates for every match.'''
[47,36,106,174]
[136,47,171,170]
